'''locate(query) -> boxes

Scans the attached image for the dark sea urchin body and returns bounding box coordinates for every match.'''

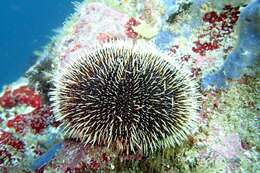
[50,41,200,155]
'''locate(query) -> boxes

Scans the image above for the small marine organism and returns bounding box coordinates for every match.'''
[50,41,200,155]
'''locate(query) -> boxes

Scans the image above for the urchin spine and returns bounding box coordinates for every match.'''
[50,41,200,155]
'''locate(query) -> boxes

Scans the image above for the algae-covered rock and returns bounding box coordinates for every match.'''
[0,0,259,172]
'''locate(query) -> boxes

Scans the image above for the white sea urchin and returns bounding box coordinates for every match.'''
[50,41,200,155]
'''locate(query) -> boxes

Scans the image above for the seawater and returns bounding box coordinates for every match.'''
[0,0,80,88]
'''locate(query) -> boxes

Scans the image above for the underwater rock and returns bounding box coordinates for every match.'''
[1,0,259,172]
[202,0,260,88]
[52,2,129,68]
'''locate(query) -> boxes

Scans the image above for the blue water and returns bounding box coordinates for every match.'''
[0,0,82,89]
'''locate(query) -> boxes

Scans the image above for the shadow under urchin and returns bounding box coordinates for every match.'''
[50,41,200,155]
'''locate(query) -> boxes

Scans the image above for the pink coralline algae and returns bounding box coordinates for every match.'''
[165,5,241,79]
[211,132,243,159]
[0,130,25,151]
[195,55,215,68]
[6,115,26,134]
[0,148,12,165]
[6,106,52,134]
[49,141,113,172]
[56,3,129,67]
[0,86,41,109]
[125,17,140,39]
[0,89,16,108]
[96,32,113,42]
[0,86,53,134]
[0,85,56,171]
[192,5,240,56]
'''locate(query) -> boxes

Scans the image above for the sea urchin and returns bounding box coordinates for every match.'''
[50,41,200,155]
